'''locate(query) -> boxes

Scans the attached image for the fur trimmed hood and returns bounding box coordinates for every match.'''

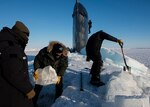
[47,41,68,57]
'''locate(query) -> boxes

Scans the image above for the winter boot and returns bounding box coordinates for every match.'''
[90,75,105,87]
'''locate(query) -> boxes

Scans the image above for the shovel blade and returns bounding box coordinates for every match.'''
[123,66,131,74]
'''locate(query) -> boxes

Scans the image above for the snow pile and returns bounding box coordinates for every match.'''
[115,95,149,107]
[28,47,150,107]
[105,71,143,102]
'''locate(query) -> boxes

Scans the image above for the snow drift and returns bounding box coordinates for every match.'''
[27,47,150,107]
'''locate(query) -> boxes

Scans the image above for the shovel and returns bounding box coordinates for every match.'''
[119,43,131,74]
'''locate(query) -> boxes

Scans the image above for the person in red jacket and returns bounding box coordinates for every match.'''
[0,21,35,107]
[86,30,123,87]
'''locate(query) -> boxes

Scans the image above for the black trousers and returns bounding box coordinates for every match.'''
[90,60,103,76]
[89,52,103,76]
[33,77,63,107]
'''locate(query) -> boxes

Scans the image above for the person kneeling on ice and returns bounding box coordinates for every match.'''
[33,41,68,107]
[86,30,123,87]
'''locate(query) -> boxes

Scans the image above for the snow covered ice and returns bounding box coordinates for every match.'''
[27,48,150,107]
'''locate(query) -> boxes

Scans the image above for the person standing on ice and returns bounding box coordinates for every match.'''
[33,41,68,107]
[86,30,123,86]
[88,20,92,34]
[0,21,35,107]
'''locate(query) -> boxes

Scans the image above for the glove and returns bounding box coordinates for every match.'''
[57,76,61,84]
[26,89,35,100]
[117,39,123,45]
[33,70,39,80]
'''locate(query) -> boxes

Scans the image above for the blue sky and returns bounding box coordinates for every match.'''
[0,0,150,49]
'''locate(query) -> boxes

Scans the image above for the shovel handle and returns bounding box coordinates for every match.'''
[119,42,123,48]
[119,43,131,73]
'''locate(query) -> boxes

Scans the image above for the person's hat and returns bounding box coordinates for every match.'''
[12,21,29,36]
[53,44,64,53]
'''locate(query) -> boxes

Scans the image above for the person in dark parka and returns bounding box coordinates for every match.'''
[88,20,92,34]
[86,30,123,86]
[0,21,35,107]
[33,41,68,107]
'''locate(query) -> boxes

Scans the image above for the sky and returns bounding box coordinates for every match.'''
[0,0,150,49]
